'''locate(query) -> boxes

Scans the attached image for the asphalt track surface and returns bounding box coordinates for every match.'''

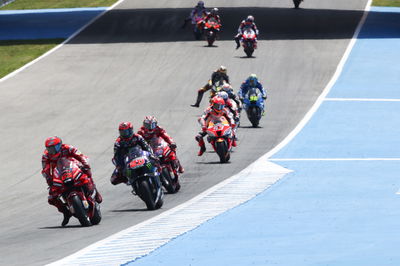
[0,0,368,265]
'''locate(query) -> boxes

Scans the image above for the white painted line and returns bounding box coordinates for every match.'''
[47,161,291,266]
[325,98,400,102]
[0,0,126,84]
[270,158,400,161]
[263,0,372,160]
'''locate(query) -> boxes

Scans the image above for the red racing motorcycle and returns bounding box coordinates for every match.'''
[241,28,257,57]
[51,157,101,227]
[199,17,221,46]
[149,137,181,194]
[206,117,233,163]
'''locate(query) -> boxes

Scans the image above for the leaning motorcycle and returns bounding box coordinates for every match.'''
[52,157,101,227]
[206,117,233,163]
[199,18,221,46]
[124,146,164,210]
[241,28,257,57]
[149,137,181,194]
[242,87,264,127]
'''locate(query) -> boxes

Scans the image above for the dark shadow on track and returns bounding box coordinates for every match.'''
[39,225,83,229]
[66,7,400,45]
[112,208,148,212]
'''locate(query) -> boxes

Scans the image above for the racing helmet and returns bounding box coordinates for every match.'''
[143,116,158,132]
[197,1,204,8]
[211,96,225,113]
[245,15,254,26]
[247,73,258,86]
[119,122,134,139]
[217,91,229,101]
[217,65,227,74]
[45,136,62,159]
[211,7,219,15]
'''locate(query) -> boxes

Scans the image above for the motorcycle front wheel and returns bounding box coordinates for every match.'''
[216,140,229,163]
[71,195,92,227]
[161,167,178,194]
[138,180,156,210]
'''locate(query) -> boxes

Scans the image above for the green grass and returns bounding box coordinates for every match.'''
[372,0,400,6]
[0,39,64,79]
[0,0,118,10]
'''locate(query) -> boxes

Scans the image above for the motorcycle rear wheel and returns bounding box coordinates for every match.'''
[90,202,102,225]
[161,167,179,194]
[71,195,92,227]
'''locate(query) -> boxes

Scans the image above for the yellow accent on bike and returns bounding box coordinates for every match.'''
[249,95,258,101]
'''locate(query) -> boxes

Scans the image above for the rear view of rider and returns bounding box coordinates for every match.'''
[191,65,229,107]
[42,136,102,226]
[137,116,184,173]
[234,15,259,49]
[220,83,242,113]
[110,122,157,185]
[217,91,240,126]
[238,74,267,113]
[182,1,208,28]
[195,96,236,156]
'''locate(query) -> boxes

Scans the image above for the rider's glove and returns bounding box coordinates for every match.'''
[262,96,267,100]
[170,143,177,150]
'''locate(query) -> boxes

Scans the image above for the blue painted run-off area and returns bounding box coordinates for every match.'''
[127,6,400,266]
[0,7,106,40]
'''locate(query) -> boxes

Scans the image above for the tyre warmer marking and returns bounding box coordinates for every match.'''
[47,160,291,266]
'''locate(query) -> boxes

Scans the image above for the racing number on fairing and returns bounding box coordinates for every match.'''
[129,158,145,168]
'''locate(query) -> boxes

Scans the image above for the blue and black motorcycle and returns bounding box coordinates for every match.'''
[242,87,264,127]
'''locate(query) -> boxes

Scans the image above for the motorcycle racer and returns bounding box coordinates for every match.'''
[111,122,158,185]
[137,116,184,174]
[42,136,102,226]
[182,1,208,29]
[234,15,259,49]
[195,96,236,156]
[198,7,221,29]
[238,74,267,114]
[191,65,229,107]
[220,83,242,112]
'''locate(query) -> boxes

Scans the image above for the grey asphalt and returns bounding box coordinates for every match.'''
[0,0,368,265]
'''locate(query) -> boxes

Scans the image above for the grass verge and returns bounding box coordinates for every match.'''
[0,39,64,79]
[0,0,118,10]
[372,0,400,7]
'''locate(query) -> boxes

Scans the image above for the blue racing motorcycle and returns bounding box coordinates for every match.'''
[242,87,264,127]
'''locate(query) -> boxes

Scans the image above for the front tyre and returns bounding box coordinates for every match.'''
[216,141,229,163]
[138,180,156,210]
[161,167,177,194]
[71,195,91,227]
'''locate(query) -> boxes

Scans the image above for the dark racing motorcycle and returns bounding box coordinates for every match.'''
[124,146,164,210]
[149,137,181,194]
[241,28,257,57]
[52,157,101,227]
[242,87,264,127]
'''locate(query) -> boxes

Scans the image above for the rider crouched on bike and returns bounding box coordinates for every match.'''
[191,65,229,107]
[198,7,221,29]
[182,1,208,28]
[220,83,242,113]
[111,122,159,185]
[238,74,267,114]
[42,136,102,226]
[234,15,259,49]
[195,96,236,156]
[137,116,184,173]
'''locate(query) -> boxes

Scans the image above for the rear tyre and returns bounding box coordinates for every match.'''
[139,180,156,210]
[90,202,102,225]
[71,195,91,227]
[161,168,176,194]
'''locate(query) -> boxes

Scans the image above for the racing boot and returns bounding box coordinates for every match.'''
[94,188,103,203]
[191,90,204,107]
[195,135,206,156]
[232,138,237,147]
[234,35,240,49]
[61,208,71,227]
[177,160,185,173]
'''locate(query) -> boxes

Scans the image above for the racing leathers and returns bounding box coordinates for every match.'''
[238,80,267,112]
[42,144,102,225]
[195,106,236,156]
[110,133,158,185]
[191,70,230,107]
[137,126,184,173]
[234,21,259,49]
[183,6,208,28]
